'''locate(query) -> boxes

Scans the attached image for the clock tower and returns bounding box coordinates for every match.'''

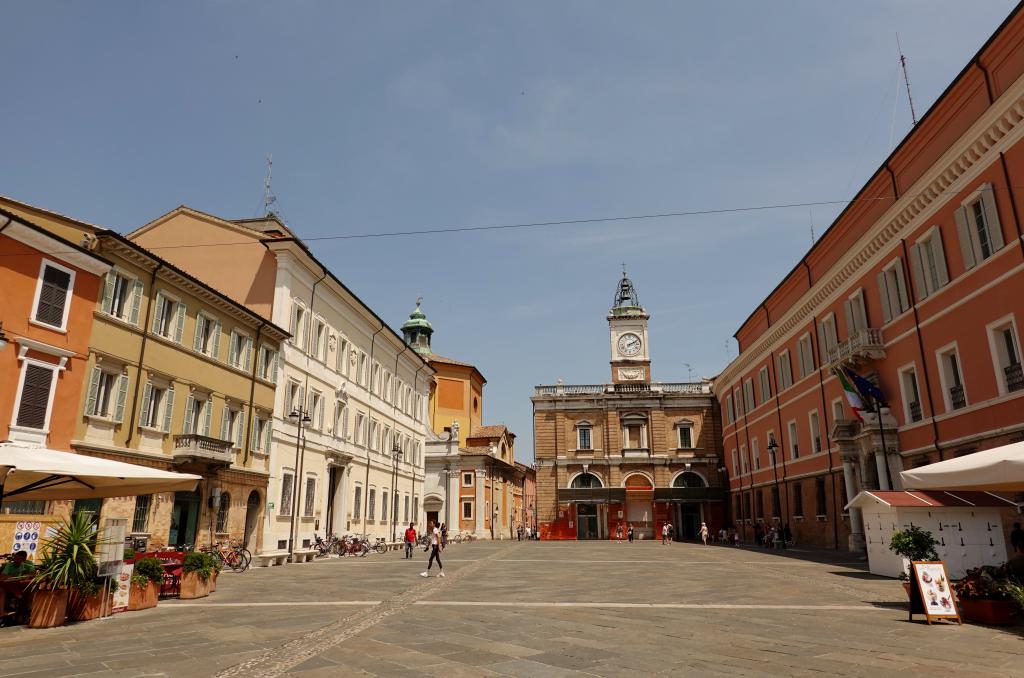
[608,270,651,384]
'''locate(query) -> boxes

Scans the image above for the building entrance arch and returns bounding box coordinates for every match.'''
[622,473,654,539]
[244,490,261,550]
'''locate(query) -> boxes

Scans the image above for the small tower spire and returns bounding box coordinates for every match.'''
[613,267,641,310]
[401,297,433,354]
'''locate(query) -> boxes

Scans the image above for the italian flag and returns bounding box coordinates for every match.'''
[835,368,864,421]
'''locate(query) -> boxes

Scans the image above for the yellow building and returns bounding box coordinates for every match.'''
[0,198,288,552]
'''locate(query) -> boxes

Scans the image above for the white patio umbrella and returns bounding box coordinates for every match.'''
[899,441,1024,492]
[0,442,201,502]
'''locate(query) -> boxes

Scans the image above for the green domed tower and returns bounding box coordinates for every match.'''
[401,297,433,354]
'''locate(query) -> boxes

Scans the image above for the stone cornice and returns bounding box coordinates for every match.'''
[717,72,1024,389]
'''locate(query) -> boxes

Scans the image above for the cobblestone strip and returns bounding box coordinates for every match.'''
[215,543,522,678]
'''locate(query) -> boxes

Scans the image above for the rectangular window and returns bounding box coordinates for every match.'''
[788,420,799,459]
[290,303,307,349]
[899,366,923,423]
[752,437,760,470]
[844,289,869,336]
[462,501,473,519]
[577,426,592,450]
[280,472,294,516]
[725,394,735,424]
[622,424,645,449]
[370,420,380,451]
[359,353,367,386]
[988,319,1023,394]
[956,184,1004,269]
[353,485,362,519]
[286,381,302,416]
[808,411,821,454]
[334,401,347,437]
[193,313,219,357]
[312,320,326,360]
[251,416,266,452]
[462,472,473,486]
[796,334,815,379]
[731,448,738,475]
[258,345,277,381]
[130,495,152,533]
[758,367,771,403]
[743,379,755,412]
[677,424,693,449]
[739,444,747,474]
[877,259,910,323]
[815,477,827,516]
[368,489,376,520]
[229,331,252,370]
[101,271,142,324]
[309,390,323,429]
[777,351,793,390]
[910,227,949,300]
[792,482,803,517]
[33,261,74,329]
[86,369,120,418]
[354,412,366,445]
[151,292,184,342]
[404,495,410,523]
[818,314,839,364]
[337,338,349,375]
[937,345,967,411]
[304,477,316,517]
[15,363,57,430]
[832,398,844,424]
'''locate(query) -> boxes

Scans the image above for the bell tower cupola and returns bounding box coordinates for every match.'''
[401,297,433,355]
[608,268,651,384]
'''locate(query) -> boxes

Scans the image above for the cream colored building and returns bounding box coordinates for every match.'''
[129,208,433,554]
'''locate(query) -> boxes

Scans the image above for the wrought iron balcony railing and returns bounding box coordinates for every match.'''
[1005,363,1024,393]
[949,384,967,410]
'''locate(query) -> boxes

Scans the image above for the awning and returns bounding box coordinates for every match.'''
[845,490,1017,511]
[0,443,202,501]
[899,442,1024,492]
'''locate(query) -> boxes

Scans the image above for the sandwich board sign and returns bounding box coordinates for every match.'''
[910,561,961,625]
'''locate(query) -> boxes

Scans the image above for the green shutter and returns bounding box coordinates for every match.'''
[101,272,115,314]
[212,320,221,360]
[129,280,143,325]
[272,349,280,381]
[151,293,165,334]
[85,366,101,416]
[173,303,186,343]
[220,407,230,441]
[203,399,212,435]
[193,314,204,352]
[182,394,195,434]
[955,206,977,270]
[228,332,238,366]
[139,381,153,428]
[243,337,252,371]
[236,410,245,449]
[162,387,175,433]
[909,243,927,301]
[264,418,272,452]
[981,184,1005,251]
[113,374,129,424]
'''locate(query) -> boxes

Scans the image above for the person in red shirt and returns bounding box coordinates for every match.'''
[403,523,417,559]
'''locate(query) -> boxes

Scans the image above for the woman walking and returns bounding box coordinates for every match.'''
[421,520,445,578]
[699,521,710,546]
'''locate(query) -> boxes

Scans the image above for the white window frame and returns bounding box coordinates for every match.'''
[956,183,1004,269]
[777,350,793,391]
[910,226,949,300]
[286,380,303,416]
[897,362,923,424]
[462,501,473,520]
[731,448,738,475]
[576,421,593,451]
[257,344,278,381]
[742,378,755,412]
[676,421,694,449]
[807,410,822,454]
[739,444,747,474]
[101,268,142,324]
[986,314,1022,396]
[228,329,252,371]
[751,437,760,470]
[280,469,295,516]
[796,333,815,379]
[831,397,844,424]
[787,420,799,459]
[724,394,735,424]
[30,259,76,332]
[311,317,327,361]
[309,389,324,430]
[462,472,474,487]
[139,379,172,432]
[152,290,184,341]
[10,358,60,439]
[935,341,967,412]
[758,366,771,403]
[193,311,220,358]
[844,288,869,336]
[303,474,317,518]
[290,301,308,350]
[818,314,839,364]
[877,258,910,323]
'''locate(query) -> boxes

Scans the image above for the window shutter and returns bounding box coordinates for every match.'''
[236,410,245,448]
[272,349,280,381]
[139,381,153,428]
[955,206,976,270]
[931,233,949,287]
[264,418,273,452]
[16,364,53,428]
[894,263,909,313]
[113,373,129,423]
[876,270,892,323]
[173,303,186,343]
[212,320,221,360]
[229,332,239,366]
[152,293,165,334]
[129,280,143,325]
[203,399,212,435]
[163,387,175,433]
[183,394,195,434]
[981,184,1005,251]
[193,315,204,352]
[843,299,854,336]
[257,346,266,376]
[855,290,868,330]
[101,272,115,314]
[817,323,828,364]
[244,337,253,370]
[220,407,231,441]
[909,244,927,301]
[86,366,101,416]
[36,266,71,327]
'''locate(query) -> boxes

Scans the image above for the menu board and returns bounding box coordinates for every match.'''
[911,561,961,625]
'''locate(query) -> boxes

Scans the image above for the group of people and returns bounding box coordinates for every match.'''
[400,520,446,578]
[612,521,713,544]
[516,525,536,541]
[0,551,35,624]
[753,521,792,549]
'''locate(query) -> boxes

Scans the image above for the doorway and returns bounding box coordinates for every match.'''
[576,503,600,540]
[326,466,341,536]
[243,490,261,550]
[169,491,200,548]
[72,498,103,526]
[678,504,701,540]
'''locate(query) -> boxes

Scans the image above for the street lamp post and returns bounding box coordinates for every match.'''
[287,407,312,562]
[390,440,403,543]
[767,435,784,547]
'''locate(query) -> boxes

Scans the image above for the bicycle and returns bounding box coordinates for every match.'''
[371,537,389,554]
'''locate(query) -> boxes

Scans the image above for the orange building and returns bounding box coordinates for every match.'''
[717,5,1024,551]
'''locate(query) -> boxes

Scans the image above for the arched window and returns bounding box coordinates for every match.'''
[673,472,706,488]
[623,473,654,490]
[215,492,231,533]
[570,472,603,489]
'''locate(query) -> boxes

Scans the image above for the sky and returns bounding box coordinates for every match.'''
[1,1,1018,461]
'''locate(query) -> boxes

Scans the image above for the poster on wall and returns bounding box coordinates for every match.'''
[911,561,961,624]
[111,562,134,614]
[11,521,42,560]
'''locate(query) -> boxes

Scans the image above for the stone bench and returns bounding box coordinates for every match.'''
[253,551,289,567]
[289,549,318,563]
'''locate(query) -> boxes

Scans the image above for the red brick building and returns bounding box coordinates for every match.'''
[716,5,1024,551]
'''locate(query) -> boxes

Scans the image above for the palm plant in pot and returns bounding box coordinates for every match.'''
[128,557,164,610]
[179,552,213,599]
[887,525,939,594]
[28,513,102,628]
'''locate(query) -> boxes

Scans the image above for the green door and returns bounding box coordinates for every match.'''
[72,499,103,526]
[169,491,200,549]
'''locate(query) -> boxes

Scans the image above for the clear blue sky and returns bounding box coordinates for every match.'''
[2,1,1016,461]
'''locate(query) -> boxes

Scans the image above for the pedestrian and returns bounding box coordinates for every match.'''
[753,521,762,547]
[440,522,448,548]
[403,522,417,559]
[420,520,445,578]
[615,522,623,543]
[661,522,670,545]
[699,521,709,546]
[1011,522,1024,554]
[781,524,792,550]
[627,524,634,543]
[718,527,727,545]
[525,525,531,540]
[517,525,523,541]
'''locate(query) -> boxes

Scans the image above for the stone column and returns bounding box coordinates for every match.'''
[874,452,891,491]
[475,468,486,537]
[842,456,866,552]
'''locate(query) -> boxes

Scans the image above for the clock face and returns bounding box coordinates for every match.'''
[617,333,642,357]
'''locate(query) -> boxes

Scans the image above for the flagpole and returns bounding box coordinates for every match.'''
[875,398,891,490]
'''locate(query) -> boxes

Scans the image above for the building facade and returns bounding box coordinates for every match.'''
[533,274,725,541]
[0,197,286,552]
[716,6,1024,551]
[129,208,432,553]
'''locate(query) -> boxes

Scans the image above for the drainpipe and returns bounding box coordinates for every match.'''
[125,260,163,447]
[361,322,385,539]
[768,348,789,523]
[243,322,265,466]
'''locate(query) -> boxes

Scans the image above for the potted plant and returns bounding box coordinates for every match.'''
[28,513,102,628]
[887,525,939,595]
[179,552,212,599]
[128,557,164,611]
[953,565,1018,626]
[68,578,112,622]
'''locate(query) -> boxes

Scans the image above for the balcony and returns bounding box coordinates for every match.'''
[949,384,967,410]
[534,382,710,397]
[653,487,726,503]
[1005,363,1024,393]
[172,434,234,466]
[826,328,885,368]
[557,488,626,504]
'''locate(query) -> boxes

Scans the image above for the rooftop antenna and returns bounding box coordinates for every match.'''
[683,362,696,382]
[897,33,918,126]
[263,154,277,216]
[809,208,816,245]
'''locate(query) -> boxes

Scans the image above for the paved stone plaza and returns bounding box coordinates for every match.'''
[0,541,1022,677]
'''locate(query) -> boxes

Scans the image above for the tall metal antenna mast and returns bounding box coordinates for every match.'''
[263,154,277,216]
[897,33,918,126]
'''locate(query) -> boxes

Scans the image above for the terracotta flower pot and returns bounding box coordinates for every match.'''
[209,570,218,593]
[29,588,69,629]
[127,581,159,611]
[179,572,210,600]
[69,590,112,622]
[959,598,1016,626]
